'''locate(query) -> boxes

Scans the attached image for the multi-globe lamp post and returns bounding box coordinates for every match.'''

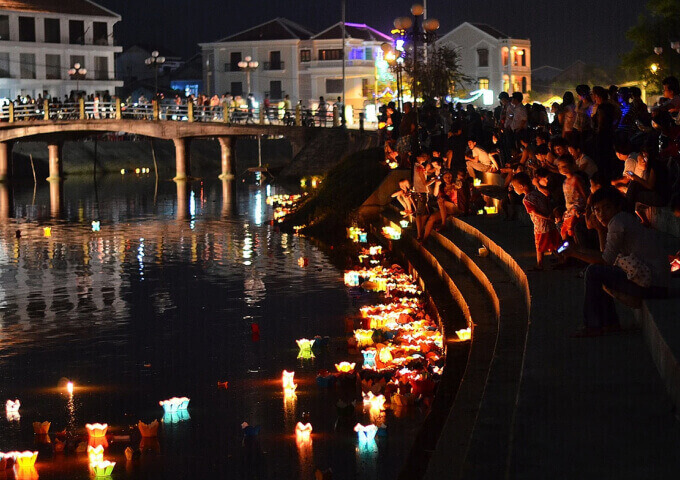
[381,43,405,110]
[238,56,259,96]
[67,63,87,97]
[653,40,680,76]
[391,3,439,107]
[145,51,166,98]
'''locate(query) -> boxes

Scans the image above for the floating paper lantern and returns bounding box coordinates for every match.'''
[298,257,308,267]
[473,178,482,186]
[162,410,190,424]
[85,423,108,438]
[353,423,378,443]
[362,349,377,369]
[295,422,313,442]
[5,399,20,413]
[362,392,386,411]
[399,220,409,228]
[484,205,497,214]
[11,452,38,469]
[138,420,159,437]
[43,227,51,237]
[382,226,401,240]
[478,246,488,257]
[67,381,74,395]
[456,327,471,341]
[87,445,104,465]
[354,329,374,347]
[358,232,367,243]
[91,221,101,232]
[91,460,115,477]
[282,370,297,391]
[298,348,315,360]
[378,346,394,364]
[32,421,50,435]
[217,381,229,389]
[296,338,315,353]
[159,397,190,413]
[334,362,356,373]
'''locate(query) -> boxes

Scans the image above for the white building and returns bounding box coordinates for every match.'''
[0,0,123,100]
[200,17,392,110]
[437,22,531,105]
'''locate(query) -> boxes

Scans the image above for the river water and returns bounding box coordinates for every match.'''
[0,176,428,479]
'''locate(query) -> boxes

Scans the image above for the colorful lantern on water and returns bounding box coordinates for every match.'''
[282,370,297,391]
[295,422,313,442]
[162,410,190,424]
[138,420,159,437]
[66,381,74,395]
[159,397,190,413]
[334,362,356,373]
[91,460,115,477]
[91,221,101,232]
[85,423,108,438]
[32,421,50,435]
[362,349,377,369]
[354,329,374,347]
[5,399,20,413]
[354,423,378,444]
[296,338,315,353]
[87,445,104,464]
[362,392,386,411]
[11,452,38,469]
[43,227,51,237]
[456,327,471,341]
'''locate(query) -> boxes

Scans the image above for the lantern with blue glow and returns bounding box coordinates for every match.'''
[162,409,190,424]
[91,221,101,232]
[354,423,378,445]
[362,349,377,369]
[400,220,409,228]
[159,397,190,413]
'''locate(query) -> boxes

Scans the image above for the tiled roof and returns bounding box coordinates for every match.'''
[0,0,118,17]
[471,23,509,39]
[218,18,314,42]
[313,22,392,42]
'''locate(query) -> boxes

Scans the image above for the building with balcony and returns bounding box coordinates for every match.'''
[0,0,123,101]
[199,17,392,110]
[437,22,531,105]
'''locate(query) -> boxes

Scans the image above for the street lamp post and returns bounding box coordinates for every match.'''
[145,50,166,98]
[382,44,405,110]
[238,56,259,95]
[392,4,439,108]
[67,63,87,98]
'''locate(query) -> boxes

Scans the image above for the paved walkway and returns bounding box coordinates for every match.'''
[458,215,680,479]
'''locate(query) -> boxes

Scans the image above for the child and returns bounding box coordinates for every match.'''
[557,156,588,242]
[392,179,415,216]
[511,172,561,270]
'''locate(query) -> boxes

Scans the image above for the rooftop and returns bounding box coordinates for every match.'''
[0,0,118,18]
[470,23,509,39]
[215,17,314,42]
[313,22,392,42]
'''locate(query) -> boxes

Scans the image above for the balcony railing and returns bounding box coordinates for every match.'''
[263,61,285,71]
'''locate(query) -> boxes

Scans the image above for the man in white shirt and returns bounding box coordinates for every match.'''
[566,187,670,337]
[508,92,528,133]
[465,138,498,179]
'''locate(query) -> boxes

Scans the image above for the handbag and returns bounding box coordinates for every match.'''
[614,253,652,288]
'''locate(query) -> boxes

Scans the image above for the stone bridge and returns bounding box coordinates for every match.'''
[0,119,311,182]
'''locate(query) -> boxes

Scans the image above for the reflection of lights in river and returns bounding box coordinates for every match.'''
[254,191,262,226]
[137,238,145,279]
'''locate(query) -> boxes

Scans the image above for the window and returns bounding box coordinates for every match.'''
[69,20,84,44]
[0,16,8,40]
[44,18,60,43]
[70,55,85,72]
[319,49,343,61]
[94,56,108,80]
[93,22,108,45]
[0,53,9,77]
[270,81,282,100]
[269,51,281,70]
[231,81,243,97]
[365,47,373,60]
[325,78,343,93]
[521,77,527,93]
[19,17,36,42]
[20,53,36,79]
[503,76,510,92]
[502,48,508,67]
[478,78,489,90]
[521,49,526,67]
[477,48,489,67]
[229,52,241,71]
[46,54,61,79]
[300,49,311,62]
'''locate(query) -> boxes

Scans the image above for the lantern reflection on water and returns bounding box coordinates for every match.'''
[334,362,356,373]
[162,410,190,424]
[159,397,190,413]
[87,445,104,464]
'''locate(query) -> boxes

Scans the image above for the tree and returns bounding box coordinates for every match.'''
[401,45,472,102]
[621,0,680,93]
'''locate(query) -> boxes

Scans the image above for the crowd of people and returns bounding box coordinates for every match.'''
[388,77,680,337]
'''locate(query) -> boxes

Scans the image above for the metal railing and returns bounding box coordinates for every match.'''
[0,99,380,130]
[263,61,285,70]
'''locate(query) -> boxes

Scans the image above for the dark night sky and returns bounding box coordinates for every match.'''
[98,0,647,69]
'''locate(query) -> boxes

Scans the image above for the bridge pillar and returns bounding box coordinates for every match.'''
[175,180,190,220]
[49,179,63,218]
[47,143,63,182]
[0,182,11,220]
[0,142,12,183]
[217,136,235,179]
[221,178,233,218]
[172,138,191,181]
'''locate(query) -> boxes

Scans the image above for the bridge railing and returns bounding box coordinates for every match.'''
[0,99,379,130]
